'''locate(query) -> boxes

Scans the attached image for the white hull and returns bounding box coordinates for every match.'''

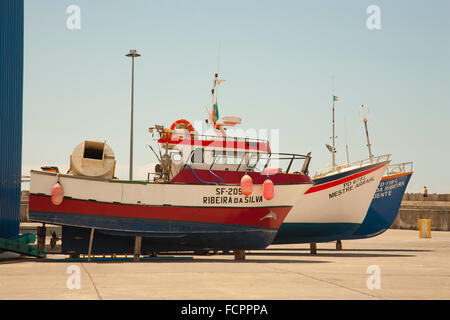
[30,171,311,209]
[285,162,388,224]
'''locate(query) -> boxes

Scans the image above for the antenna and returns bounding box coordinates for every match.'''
[344,116,350,165]
[217,40,222,76]
[146,144,161,162]
[359,105,373,163]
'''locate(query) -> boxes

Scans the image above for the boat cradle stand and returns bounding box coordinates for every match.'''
[308,241,343,255]
[85,228,143,262]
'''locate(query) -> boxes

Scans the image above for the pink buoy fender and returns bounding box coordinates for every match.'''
[51,182,64,205]
[262,177,274,200]
[240,173,253,196]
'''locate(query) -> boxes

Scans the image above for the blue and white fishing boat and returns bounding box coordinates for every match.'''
[272,99,390,244]
[340,162,413,239]
[272,155,390,244]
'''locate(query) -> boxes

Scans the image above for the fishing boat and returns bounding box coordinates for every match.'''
[340,162,413,239]
[272,155,390,244]
[271,99,390,244]
[28,73,313,253]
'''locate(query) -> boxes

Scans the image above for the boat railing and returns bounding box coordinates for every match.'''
[181,148,311,175]
[386,161,413,175]
[314,154,391,177]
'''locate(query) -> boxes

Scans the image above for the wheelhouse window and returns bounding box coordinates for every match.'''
[191,148,204,163]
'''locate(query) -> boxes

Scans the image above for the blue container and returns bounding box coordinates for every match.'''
[0,0,24,239]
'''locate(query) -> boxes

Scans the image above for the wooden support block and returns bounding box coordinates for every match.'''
[310,242,317,255]
[336,240,343,250]
[36,225,46,253]
[87,228,95,262]
[133,236,142,262]
[234,250,246,261]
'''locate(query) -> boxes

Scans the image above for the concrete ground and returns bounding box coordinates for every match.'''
[0,229,449,300]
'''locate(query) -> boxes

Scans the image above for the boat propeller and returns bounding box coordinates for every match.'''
[50,231,61,248]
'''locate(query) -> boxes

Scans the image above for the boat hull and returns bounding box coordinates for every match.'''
[28,170,310,251]
[272,161,389,244]
[342,171,413,239]
[61,224,278,253]
[29,194,290,250]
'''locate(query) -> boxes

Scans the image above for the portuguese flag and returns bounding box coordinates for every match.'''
[333,95,339,102]
[213,103,219,122]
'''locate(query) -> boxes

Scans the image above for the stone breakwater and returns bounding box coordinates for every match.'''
[391,193,450,231]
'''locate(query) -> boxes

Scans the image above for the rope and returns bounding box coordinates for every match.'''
[208,169,224,185]
[184,164,223,185]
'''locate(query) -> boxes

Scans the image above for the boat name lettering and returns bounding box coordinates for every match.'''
[329,175,375,199]
[203,195,263,205]
[374,178,405,199]
[215,187,243,196]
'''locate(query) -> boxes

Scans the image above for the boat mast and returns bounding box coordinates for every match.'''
[210,44,226,130]
[344,116,350,165]
[360,105,373,163]
[331,77,337,169]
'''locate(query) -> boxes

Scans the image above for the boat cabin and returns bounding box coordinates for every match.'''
[148,123,311,182]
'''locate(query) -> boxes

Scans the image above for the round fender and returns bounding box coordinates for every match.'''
[240,173,253,196]
[51,182,64,205]
[262,178,274,200]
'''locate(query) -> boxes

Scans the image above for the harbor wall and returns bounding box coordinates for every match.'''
[391,193,450,231]
[402,193,450,201]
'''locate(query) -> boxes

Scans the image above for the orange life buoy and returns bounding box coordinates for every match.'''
[162,128,172,140]
[170,119,195,132]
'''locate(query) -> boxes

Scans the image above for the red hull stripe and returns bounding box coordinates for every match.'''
[304,163,386,195]
[157,138,271,153]
[29,194,291,229]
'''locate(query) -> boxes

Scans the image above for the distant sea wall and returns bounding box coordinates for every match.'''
[392,193,450,231]
[402,193,450,201]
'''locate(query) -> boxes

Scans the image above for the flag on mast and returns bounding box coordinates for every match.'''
[333,95,339,102]
[213,102,219,122]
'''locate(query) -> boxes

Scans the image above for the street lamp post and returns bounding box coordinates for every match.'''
[126,49,141,180]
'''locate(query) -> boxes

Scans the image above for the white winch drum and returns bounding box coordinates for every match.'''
[69,140,116,179]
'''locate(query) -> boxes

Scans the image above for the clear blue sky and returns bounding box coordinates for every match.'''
[22,0,450,193]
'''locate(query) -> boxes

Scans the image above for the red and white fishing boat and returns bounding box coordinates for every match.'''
[28,73,313,253]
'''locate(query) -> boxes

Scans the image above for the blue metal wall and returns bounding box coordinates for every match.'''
[0,0,24,238]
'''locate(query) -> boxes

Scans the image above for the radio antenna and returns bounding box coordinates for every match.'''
[344,116,350,165]
[359,105,373,163]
